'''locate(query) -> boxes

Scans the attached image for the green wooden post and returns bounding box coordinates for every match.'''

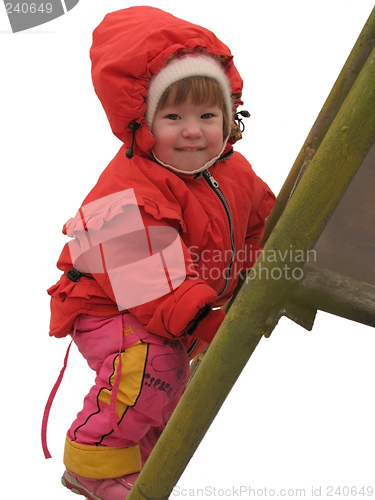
[126,38,375,500]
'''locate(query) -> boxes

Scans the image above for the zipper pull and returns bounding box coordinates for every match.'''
[206,171,219,188]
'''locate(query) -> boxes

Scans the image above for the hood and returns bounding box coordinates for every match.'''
[90,6,244,158]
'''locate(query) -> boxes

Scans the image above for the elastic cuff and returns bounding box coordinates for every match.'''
[192,308,226,344]
[64,437,142,479]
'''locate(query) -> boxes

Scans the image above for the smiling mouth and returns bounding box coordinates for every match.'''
[175,147,205,152]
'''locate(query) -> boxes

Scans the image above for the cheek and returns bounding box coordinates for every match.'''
[153,126,176,148]
[152,132,179,164]
[152,140,166,161]
[210,127,225,151]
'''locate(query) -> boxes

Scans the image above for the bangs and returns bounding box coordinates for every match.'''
[159,77,225,109]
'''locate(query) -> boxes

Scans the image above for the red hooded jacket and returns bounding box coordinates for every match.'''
[47,7,275,357]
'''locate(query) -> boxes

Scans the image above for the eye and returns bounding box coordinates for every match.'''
[201,113,215,119]
[166,114,180,120]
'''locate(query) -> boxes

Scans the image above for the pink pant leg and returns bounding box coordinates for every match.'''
[65,313,189,476]
[138,396,183,465]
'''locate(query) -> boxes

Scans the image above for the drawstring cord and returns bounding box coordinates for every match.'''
[41,325,77,459]
[41,319,124,458]
[234,110,251,132]
[125,121,141,159]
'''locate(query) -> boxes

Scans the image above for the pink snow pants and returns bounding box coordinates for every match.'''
[64,312,189,479]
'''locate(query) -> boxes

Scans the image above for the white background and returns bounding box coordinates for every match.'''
[1,1,375,499]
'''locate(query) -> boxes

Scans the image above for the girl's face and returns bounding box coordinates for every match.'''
[151,98,224,172]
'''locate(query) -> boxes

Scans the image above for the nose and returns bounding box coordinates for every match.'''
[182,118,203,139]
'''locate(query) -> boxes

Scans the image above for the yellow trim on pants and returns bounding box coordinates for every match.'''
[64,437,142,479]
[98,341,148,418]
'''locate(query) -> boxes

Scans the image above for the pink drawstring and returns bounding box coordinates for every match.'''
[41,327,76,459]
[41,319,123,457]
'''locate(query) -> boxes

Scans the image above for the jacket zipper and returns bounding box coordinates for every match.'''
[187,169,236,358]
[203,169,235,297]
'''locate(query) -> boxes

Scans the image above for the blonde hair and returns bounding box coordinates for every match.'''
[156,76,230,138]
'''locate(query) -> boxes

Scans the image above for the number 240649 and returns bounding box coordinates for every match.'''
[5,3,53,14]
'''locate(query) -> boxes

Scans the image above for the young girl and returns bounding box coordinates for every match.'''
[44,6,275,499]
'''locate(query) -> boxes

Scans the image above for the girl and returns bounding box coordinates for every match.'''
[44,6,275,500]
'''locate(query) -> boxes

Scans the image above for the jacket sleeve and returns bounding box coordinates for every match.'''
[129,208,225,339]
[85,205,222,340]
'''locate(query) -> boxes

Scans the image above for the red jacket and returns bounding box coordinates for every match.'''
[47,7,275,356]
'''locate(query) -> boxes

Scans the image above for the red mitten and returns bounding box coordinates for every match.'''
[183,305,226,344]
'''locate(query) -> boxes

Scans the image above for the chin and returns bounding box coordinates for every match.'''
[178,162,203,172]
[173,154,211,172]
